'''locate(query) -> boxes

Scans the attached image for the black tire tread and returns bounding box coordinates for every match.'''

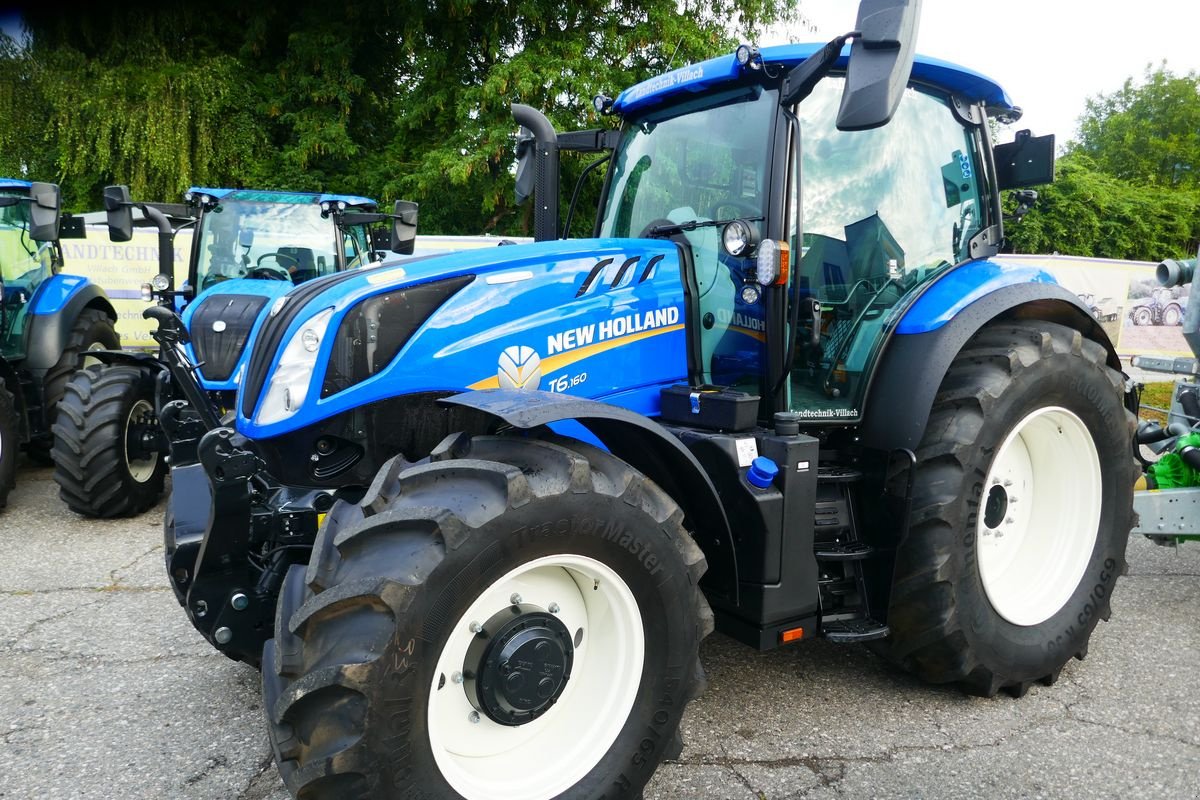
[0,377,17,509]
[878,321,1135,697]
[50,364,165,517]
[266,433,712,800]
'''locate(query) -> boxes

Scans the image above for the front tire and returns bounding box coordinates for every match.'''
[51,364,166,517]
[263,433,712,800]
[0,377,17,509]
[1163,304,1183,326]
[876,321,1136,697]
[28,307,119,464]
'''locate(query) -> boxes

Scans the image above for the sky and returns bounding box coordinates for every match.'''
[763,0,1200,146]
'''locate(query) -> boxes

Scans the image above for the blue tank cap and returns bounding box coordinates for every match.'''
[747,456,779,489]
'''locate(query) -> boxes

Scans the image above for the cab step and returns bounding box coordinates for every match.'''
[815,542,874,560]
[821,617,890,643]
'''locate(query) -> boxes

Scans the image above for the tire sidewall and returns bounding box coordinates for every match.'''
[368,491,698,800]
[944,348,1130,678]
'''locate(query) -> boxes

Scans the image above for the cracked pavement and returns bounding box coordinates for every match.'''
[2,463,1198,799]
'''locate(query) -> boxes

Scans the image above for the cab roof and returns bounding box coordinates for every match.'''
[613,43,1015,117]
[187,187,377,209]
[0,178,32,192]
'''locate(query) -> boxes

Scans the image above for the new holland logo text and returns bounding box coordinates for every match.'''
[497,345,542,389]
[547,306,680,355]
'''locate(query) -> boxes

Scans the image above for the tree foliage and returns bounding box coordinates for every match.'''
[0,0,796,234]
[1007,65,1200,261]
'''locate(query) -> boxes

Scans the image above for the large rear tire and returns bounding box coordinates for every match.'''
[27,307,119,465]
[875,321,1136,697]
[263,433,712,800]
[0,377,17,509]
[51,364,166,518]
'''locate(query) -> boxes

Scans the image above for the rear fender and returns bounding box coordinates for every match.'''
[441,388,739,602]
[24,277,117,372]
[861,282,1120,454]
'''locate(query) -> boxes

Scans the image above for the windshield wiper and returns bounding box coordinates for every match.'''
[649,216,763,237]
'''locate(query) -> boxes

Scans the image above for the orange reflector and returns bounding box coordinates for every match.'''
[780,626,805,644]
[775,241,790,286]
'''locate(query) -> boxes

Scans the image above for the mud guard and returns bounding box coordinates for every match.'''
[861,282,1121,454]
[441,388,739,602]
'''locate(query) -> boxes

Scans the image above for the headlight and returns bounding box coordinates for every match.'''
[255,308,335,426]
[722,219,758,257]
[151,273,171,291]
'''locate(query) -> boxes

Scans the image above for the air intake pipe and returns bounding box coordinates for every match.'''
[512,104,560,242]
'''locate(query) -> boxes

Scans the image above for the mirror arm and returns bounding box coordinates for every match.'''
[780,32,858,108]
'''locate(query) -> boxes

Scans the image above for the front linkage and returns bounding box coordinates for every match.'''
[149,306,330,664]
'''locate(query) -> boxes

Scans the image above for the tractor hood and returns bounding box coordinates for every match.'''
[236,238,692,439]
[181,278,296,391]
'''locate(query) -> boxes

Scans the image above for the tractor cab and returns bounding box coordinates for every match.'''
[0,180,68,361]
[565,43,1057,425]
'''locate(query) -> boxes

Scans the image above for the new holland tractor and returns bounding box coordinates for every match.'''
[0,179,119,509]
[149,1,1137,796]
[50,186,415,517]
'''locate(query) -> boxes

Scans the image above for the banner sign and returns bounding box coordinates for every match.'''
[1003,254,1189,358]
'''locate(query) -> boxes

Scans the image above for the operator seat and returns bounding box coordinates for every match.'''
[278,246,317,283]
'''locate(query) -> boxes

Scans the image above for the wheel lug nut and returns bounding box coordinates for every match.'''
[1003,479,1013,487]
[548,602,560,614]
[510,593,522,605]
[468,711,480,724]
[451,671,464,684]
[469,621,483,634]
[1006,517,1014,525]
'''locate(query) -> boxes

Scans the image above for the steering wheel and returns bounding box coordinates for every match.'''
[247,252,299,281]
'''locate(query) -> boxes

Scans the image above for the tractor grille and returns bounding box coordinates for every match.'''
[190,294,270,382]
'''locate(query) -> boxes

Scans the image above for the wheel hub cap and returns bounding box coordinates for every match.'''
[465,604,573,726]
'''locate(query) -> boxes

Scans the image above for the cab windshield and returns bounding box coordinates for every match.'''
[195,200,366,291]
[0,196,52,291]
[598,86,779,391]
[598,86,775,241]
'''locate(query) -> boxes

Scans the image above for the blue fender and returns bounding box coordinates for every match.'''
[860,258,1120,453]
[23,275,117,372]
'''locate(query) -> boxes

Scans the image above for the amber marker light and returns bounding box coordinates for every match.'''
[780,626,804,644]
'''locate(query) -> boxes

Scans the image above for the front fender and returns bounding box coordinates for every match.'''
[861,272,1119,454]
[441,388,739,602]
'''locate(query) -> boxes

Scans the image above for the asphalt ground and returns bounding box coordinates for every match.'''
[1,461,1197,800]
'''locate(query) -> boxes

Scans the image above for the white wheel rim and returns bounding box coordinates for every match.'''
[977,406,1101,626]
[427,553,645,800]
[124,399,158,483]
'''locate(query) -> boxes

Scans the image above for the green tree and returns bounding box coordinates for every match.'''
[1074,64,1200,189]
[1006,65,1200,260]
[373,0,798,234]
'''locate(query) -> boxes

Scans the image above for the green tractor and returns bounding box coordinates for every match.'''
[0,179,118,509]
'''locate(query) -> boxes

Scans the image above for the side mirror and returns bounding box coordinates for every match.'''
[391,200,418,255]
[104,185,134,243]
[238,228,255,249]
[28,181,62,242]
[836,0,922,131]
[994,130,1056,189]
[514,127,536,205]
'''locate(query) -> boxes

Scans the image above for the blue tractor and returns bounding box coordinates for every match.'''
[50,186,415,517]
[0,179,119,509]
[155,2,1137,796]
